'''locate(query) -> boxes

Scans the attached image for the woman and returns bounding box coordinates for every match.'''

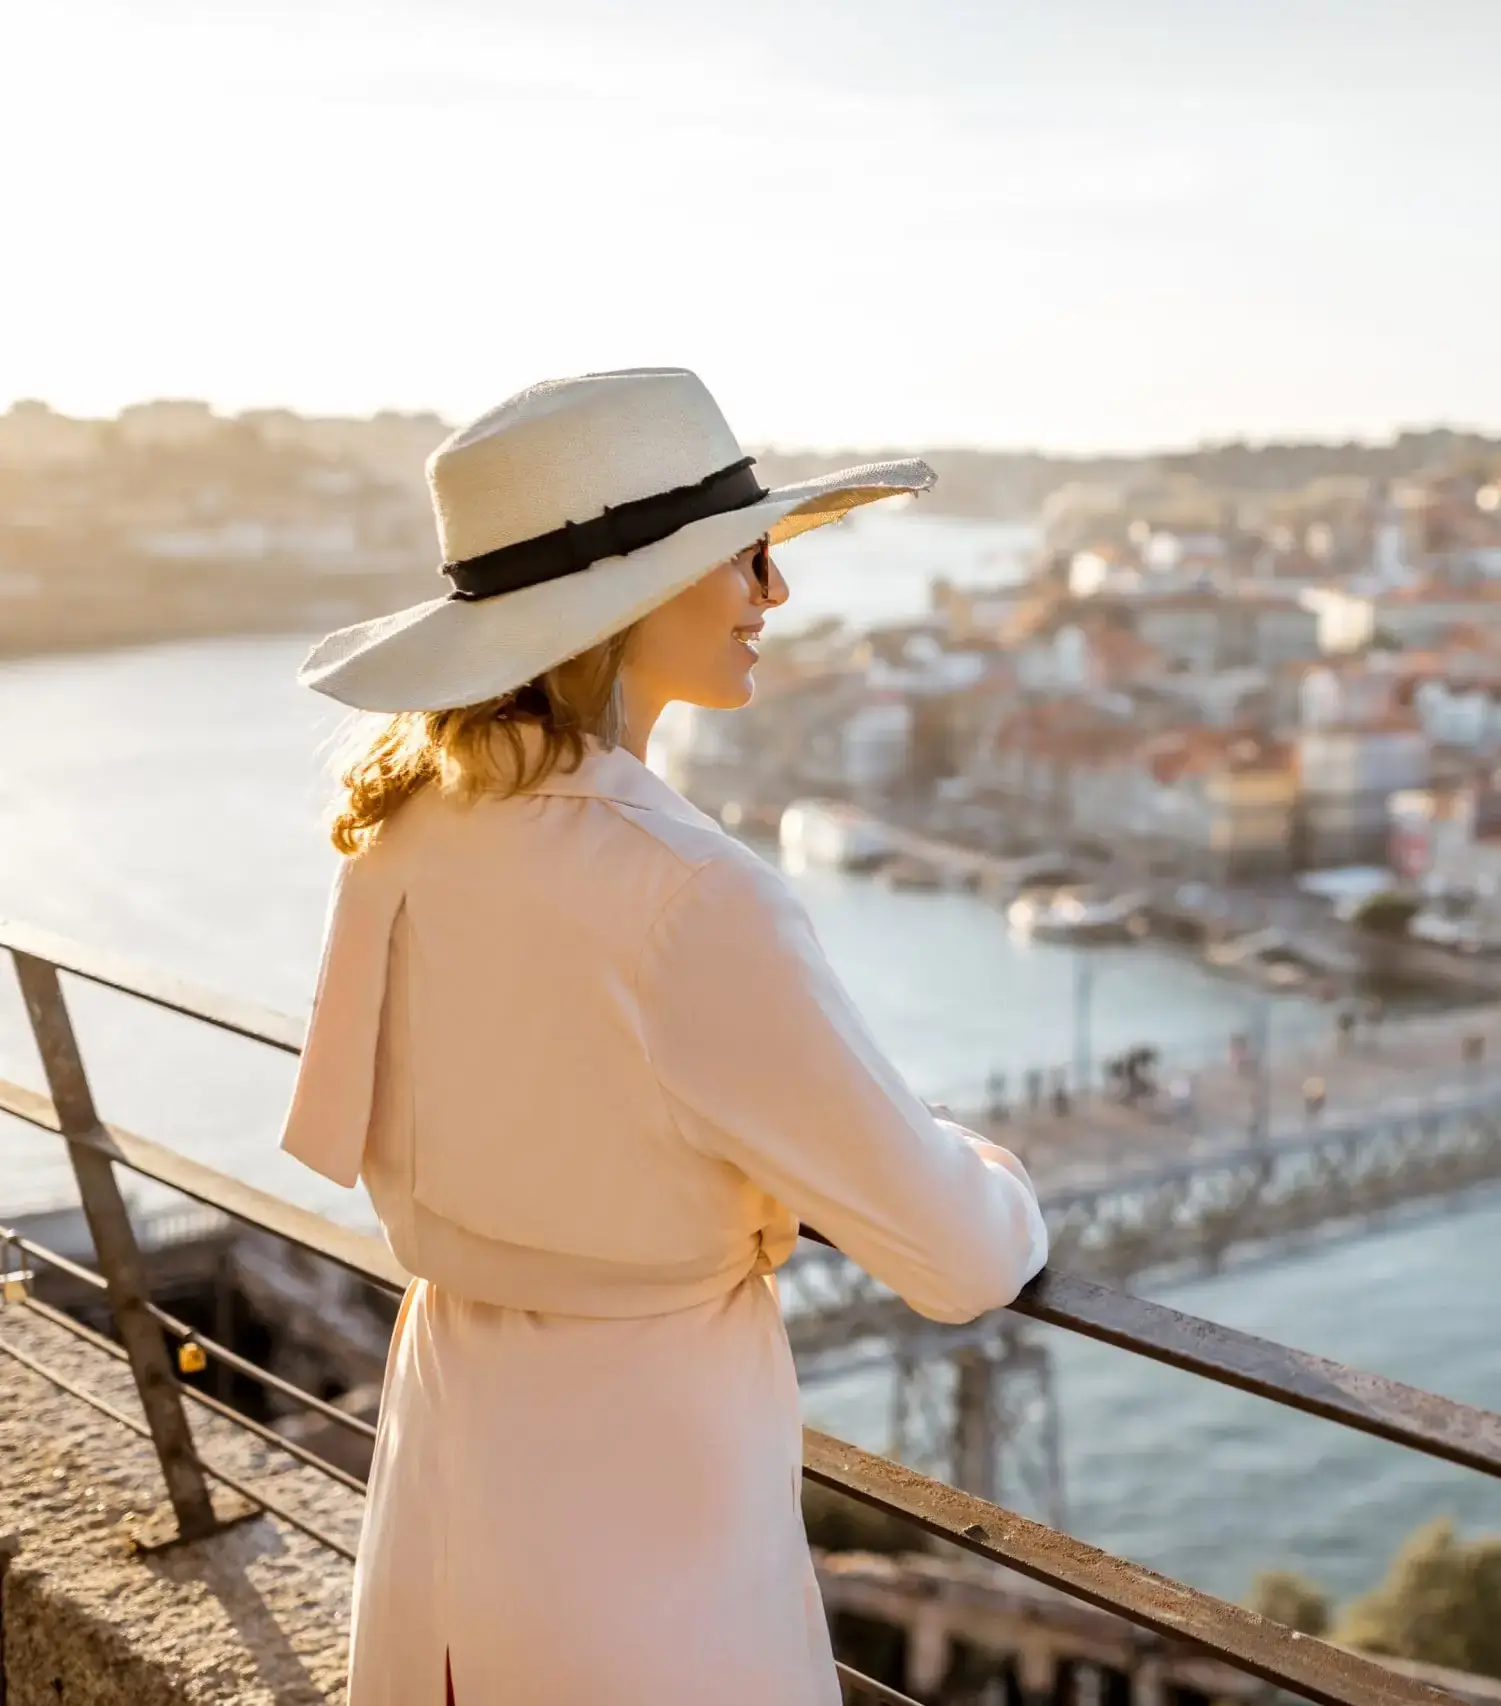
[281,367,1048,1706]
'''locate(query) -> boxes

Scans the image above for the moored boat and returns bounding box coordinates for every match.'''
[1007,889,1146,944]
[876,855,947,892]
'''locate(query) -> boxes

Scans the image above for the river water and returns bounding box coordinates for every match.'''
[1,511,1498,1608]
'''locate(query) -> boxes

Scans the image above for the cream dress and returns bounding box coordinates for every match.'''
[281,735,1048,1705]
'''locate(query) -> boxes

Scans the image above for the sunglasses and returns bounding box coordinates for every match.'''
[751,537,771,598]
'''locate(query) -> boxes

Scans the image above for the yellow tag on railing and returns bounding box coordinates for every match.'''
[177,1341,208,1375]
[1,1270,33,1305]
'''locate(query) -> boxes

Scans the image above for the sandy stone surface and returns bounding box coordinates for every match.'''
[0,1304,363,1704]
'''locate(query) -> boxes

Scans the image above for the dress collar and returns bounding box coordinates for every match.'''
[519,733,716,829]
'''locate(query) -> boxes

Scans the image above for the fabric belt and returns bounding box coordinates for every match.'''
[443,456,769,602]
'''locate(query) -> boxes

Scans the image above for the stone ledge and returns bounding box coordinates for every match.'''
[0,1305,362,1705]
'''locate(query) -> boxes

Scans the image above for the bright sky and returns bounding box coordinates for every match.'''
[4,0,1499,452]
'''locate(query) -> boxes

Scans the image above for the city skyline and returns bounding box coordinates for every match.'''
[6,0,1500,454]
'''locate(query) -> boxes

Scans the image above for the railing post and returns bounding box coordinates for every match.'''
[11,952,218,1542]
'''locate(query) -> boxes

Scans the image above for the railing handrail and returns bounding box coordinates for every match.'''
[4,920,1498,1706]
[801,1431,1461,1706]
[0,1075,405,1290]
[0,917,305,1054]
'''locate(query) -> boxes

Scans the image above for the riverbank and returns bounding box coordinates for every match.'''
[0,571,421,666]
[753,794,1501,1013]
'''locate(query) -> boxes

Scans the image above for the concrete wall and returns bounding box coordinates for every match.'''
[0,1306,359,1704]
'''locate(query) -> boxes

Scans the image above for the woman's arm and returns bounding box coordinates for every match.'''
[638,851,1047,1324]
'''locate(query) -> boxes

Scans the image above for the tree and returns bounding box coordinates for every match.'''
[1248,1569,1332,1637]
[1349,890,1419,937]
[1334,1519,1501,1681]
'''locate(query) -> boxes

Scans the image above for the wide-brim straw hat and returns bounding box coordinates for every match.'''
[297,367,934,712]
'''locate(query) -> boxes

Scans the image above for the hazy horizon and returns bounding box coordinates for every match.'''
[6,0,1500,454]
[9,393,1501,465]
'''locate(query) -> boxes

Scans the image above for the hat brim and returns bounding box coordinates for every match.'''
[297,458,934,712]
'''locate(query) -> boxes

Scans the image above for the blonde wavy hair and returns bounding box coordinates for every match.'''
[329,627,635,857]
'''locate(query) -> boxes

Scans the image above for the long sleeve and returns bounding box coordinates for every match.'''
[638,852,1048,1324]
[280,848,401,1188]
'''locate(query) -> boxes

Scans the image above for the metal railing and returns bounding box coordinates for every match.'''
[2,916,1499,1706]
